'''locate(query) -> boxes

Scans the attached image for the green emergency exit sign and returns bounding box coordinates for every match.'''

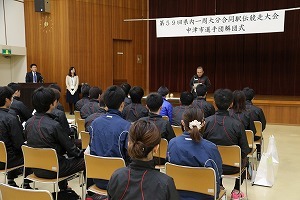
[2,49,11,55]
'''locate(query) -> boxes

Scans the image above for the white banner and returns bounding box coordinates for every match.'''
[156,9,285,38]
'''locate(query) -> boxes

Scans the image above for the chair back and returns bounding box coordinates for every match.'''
[21,145,58,172]
[165,163,216,197]
[74,111,81,125]
[84,154,125,180]
[77,118,85,133]
[162,116,169,121]
[217,145,241,168]
[153,138,168,159]
[80,131,90,149]
[0,183,53,200]
[172,125,182,137]
[0,141,7,164]
[254,121,263,137]
[245,130,254,149]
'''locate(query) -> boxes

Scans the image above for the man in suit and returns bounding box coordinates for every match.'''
[25,63,43,83]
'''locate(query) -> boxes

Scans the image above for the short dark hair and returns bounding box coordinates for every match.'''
[213,89,233,111]
[120,83,131,96]
[32,87,56,113]
[196,84,207,96]
[30,63,37,68]
[89,87,102,99]
[49,83,61,92]
[157,86,169,97]
[128,119,161,159]
[232,90,246,113]
[146,93,163,112]
[7,82,20,93]
[81,84,91,97]
[103,85,125,109]
[242,87,255,101]
[50,88,61,101]
[0,86,14,107]
[129,86,144,104]
[180,91,193,106]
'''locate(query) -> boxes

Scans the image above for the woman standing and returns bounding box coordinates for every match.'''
[66,66,79,115]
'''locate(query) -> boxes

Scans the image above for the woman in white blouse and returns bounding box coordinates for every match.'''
[66,67,79,115]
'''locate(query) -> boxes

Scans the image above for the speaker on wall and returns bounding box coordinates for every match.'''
[34,0,51,13]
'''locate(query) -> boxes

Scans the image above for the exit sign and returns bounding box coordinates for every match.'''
[2,49,11,55]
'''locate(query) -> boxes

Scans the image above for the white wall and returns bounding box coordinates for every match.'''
[0,0,27,84]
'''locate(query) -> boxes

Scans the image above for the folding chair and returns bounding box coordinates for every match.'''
[77,118,85,134]
[217,145,248,196]
[74,111,81,125]
[165,163,226,200]
[0,183,53,200]
[80,131,90,150]
[153,138,168,169]
[162,116,169,121]
[246,130,257,171]
[0,141,23,184]
[84,154,125,199]
[254,121,264,153]
[21,145,83,200]
[171,125,182,137]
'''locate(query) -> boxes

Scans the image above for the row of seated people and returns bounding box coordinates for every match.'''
[0,82,266,199]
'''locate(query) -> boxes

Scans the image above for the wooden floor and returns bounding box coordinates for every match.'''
[1,124,299,200]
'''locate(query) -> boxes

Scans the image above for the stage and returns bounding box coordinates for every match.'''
[144,93,300,125]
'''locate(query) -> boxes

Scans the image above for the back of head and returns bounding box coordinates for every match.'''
[242,87,255,101]
[213,89,233,111]
[120,83,131,96]
[50,88,61,101]
[7,82,20,93]
[81,84,91,97]
[49,83,61,92]
[146,93,163,112]
[32,87,55,113]
[129,86,144,104]
[157,86,169,97]
[180,91,194,106]
[89,86,102,99]
[103,85,125,109]
[182,108,204,142]
[232,90,246,112]
[196,84,207,97]
[128,119,161,159]
[0,86,14,107]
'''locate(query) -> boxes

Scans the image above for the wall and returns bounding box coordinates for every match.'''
[24,0,148,110]
[0,0,27,84]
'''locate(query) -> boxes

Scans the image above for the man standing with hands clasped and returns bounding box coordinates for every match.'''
[25,63,43,83]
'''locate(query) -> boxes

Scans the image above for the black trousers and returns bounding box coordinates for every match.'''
[0,153,24,179]
[33,157,85,189]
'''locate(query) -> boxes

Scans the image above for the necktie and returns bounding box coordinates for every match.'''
[33,72,37,83]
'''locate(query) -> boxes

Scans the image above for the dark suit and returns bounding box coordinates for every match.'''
[25,72,43,83]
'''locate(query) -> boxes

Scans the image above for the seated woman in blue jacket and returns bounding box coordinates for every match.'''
[167,108,223,200]
[107,119,179,200]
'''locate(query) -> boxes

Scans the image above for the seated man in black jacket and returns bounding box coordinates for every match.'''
[25,87,84,191]
[7,82,32,123]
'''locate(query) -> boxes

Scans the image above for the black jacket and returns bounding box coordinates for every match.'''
[122,103,148,122]
[9,96,32,123]
[80,99,101,119]
[85,108,107,131]
[25,113,82,159]
[245,100,267,131]
[192,97,215,118]
[0,108,25,160]
[203,110,250,159]
[25,71,43,83]
[229,109,256,135]
[107,159,179,200]
[140,112,176,142]
[172,105,190,126]
[75,97,89,111]
[51,108,71,136]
